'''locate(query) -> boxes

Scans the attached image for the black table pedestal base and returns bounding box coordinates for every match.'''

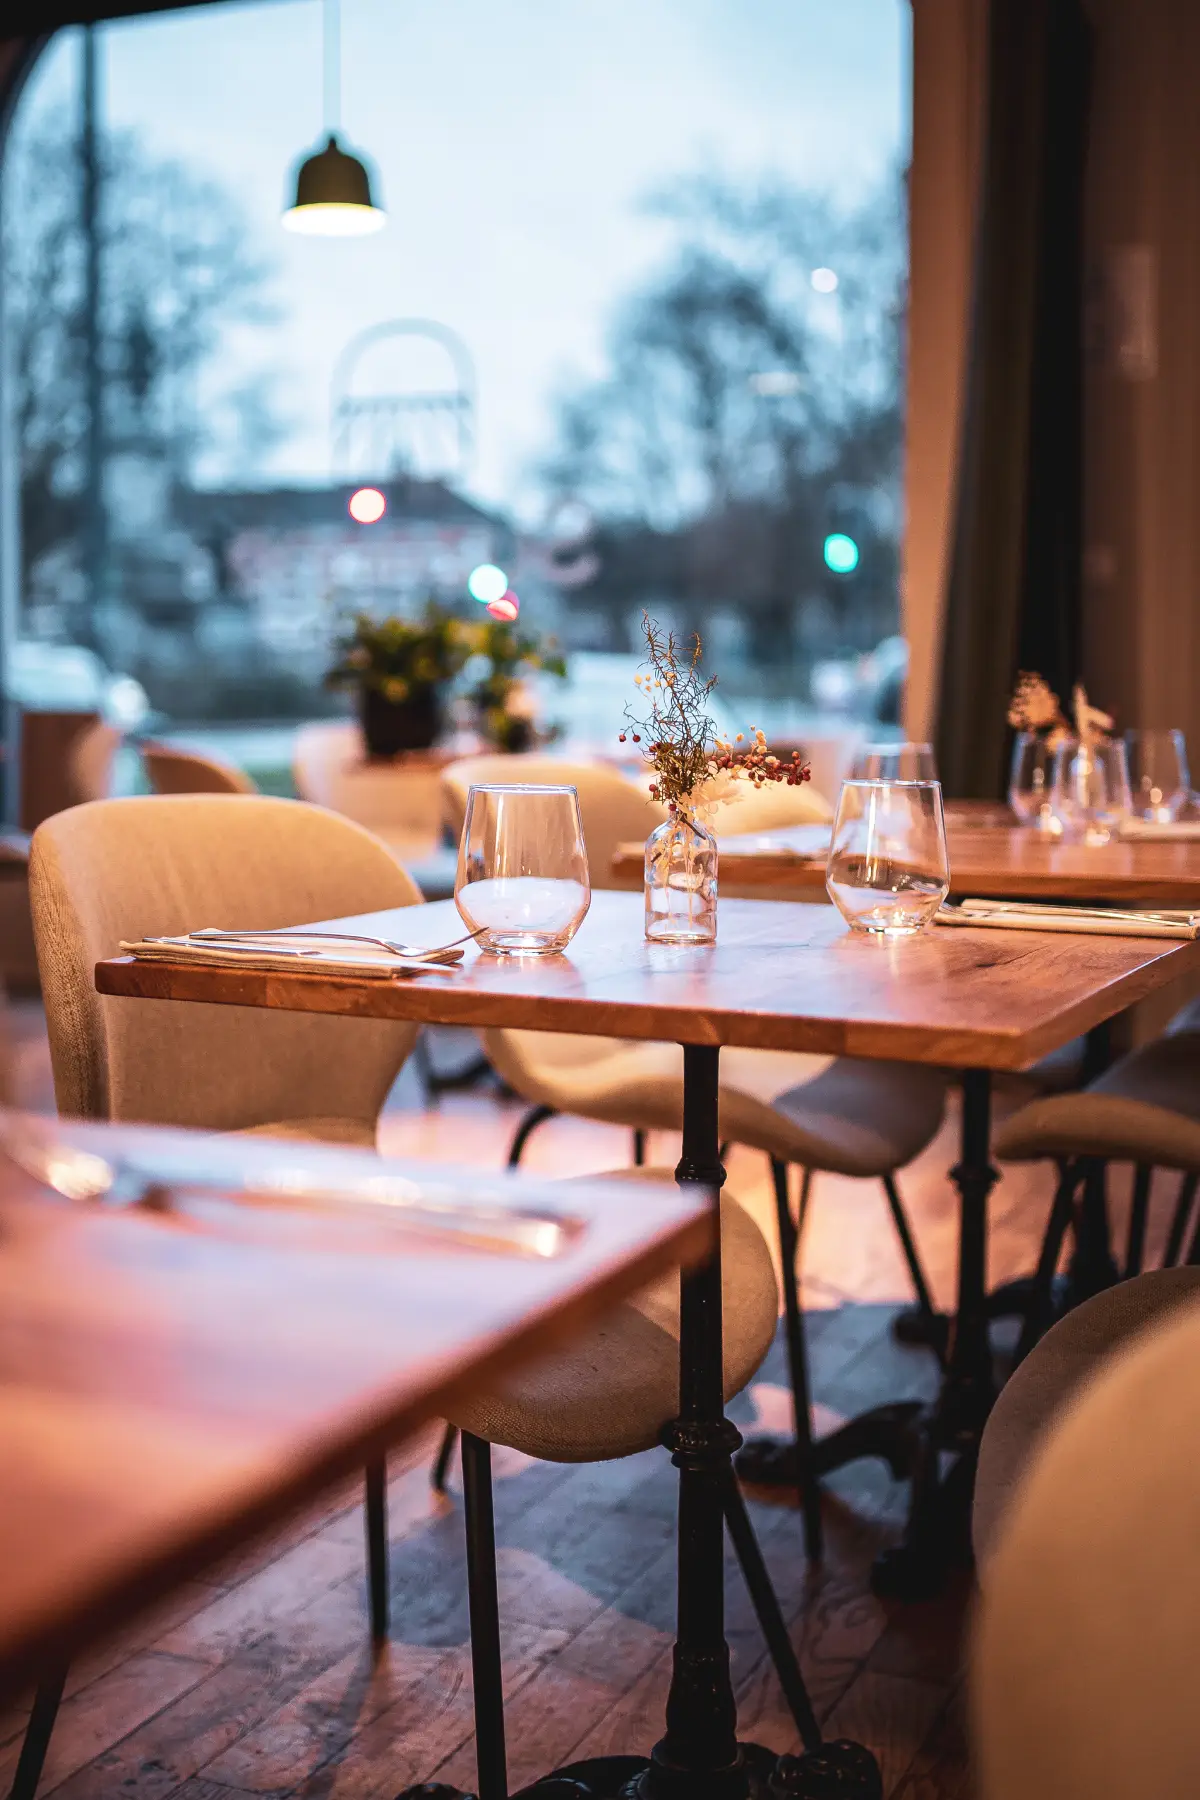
[734,1400,925,1492]
[398,1738,883,1800]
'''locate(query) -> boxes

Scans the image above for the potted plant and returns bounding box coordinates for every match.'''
[466,617,567,752]
[327,604,475,756]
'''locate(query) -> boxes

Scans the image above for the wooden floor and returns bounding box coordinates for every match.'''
[1,1017,1163,1800]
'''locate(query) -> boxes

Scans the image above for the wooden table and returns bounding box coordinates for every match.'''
[97,894,1200,1800]
[0,1119,709,1708]
[611,807,1200,907]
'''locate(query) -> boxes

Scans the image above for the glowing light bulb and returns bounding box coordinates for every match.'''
[467,563,509,604]
[486,592,520,622]
[348,487,386,523]
[823,533,859,574]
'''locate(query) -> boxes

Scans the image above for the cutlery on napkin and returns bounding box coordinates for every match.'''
[0,1111,582,1258]
[935,898,1200,939]
[119,932,460,979]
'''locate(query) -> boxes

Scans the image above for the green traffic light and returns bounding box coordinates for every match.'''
[823,532,860,574]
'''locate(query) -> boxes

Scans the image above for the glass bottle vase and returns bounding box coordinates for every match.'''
[644,815,717,944]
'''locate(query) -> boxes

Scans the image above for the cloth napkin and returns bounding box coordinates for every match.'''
[119,932,455,980]
[1118,818,1200,842]
[935,899,1200,940]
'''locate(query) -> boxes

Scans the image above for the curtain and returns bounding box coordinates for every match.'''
[934,0,1093,797]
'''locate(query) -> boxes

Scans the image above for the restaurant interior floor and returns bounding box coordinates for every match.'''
[2,1011,1161,1799]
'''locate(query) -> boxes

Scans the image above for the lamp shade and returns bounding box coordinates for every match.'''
[282,134,385,236]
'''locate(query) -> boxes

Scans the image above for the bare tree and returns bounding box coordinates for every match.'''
[2,111,285,635]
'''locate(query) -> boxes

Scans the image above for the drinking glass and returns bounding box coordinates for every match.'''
[1124,728,1191,822]
[1049,739,1133,845]
[826,779,950,936]
[455,784,591,954]
[849,742,938,782]
[1008,731,1059,830]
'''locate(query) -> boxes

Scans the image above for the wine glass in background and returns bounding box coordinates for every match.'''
[849,742,938,782]
[1123,729,1191,822]
[826,779,950,936]
[1050,738,1133,845]
[455,784,591,954]
[1008,732,1060,830]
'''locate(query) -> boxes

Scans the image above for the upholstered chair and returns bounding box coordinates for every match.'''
[141,740,257,795]
[972,1281,1200,1800]
[25,797,422,1736]
[436,761,948,1558]
[991,1021,1200,1357]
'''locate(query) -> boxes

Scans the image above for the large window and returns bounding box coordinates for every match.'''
[3,0,909,764]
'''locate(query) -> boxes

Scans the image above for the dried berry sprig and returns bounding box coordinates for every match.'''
[619,615,810,822]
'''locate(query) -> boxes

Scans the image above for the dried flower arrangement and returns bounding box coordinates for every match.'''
[1007,670,1115,751]
[619,615,810,825]
[1007,672,1071,745]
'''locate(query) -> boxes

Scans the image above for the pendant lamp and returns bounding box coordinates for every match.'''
[283,0,385,237]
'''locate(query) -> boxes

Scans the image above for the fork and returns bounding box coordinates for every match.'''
[187,924,485,964]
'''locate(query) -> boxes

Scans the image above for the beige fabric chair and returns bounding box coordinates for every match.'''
[993,1026,1200,1352]
[29,795,421,1143]
[142,741,257,796]
[972,1284,1200,1800]
[294,721,445,862]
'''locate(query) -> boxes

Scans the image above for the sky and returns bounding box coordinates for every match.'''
[14,0,908,520]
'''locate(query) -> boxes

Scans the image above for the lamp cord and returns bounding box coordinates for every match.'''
[323,0,340,136]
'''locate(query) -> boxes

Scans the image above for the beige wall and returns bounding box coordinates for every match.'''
[902,0,987,742]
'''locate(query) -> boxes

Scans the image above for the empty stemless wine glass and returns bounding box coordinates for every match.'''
[1008,731,1059,830]
[849,742,938,782]
[455,784,591,955]
[1050,738,1133,845]
[1124,728,1191,822]
[826,779,950,936]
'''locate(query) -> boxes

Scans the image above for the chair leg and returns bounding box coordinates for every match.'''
[431,1421,458,1494]
[1185,1194,1200,1267]
[1125,1164,1153,1277]
[506,1104,556,1168]
[632,1128,646,1166]
[364,1460,388,1646]
[1014,1159,1082,1365]
[795,1166,813,1239]
[461,1431,509,1800]
[721,1472,821,1753]
[770,1157,823,1562]
[10,1667,67,1800]
[880,1173,938,1326]
[1165,1171,1200,1267]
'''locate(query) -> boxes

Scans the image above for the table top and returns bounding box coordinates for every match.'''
[612,805,1200,906]
[0,1119,709,1698]
[96,890,1200,1072]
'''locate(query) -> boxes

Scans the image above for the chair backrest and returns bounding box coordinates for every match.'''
[67,721,122,806]
[714,776,832,833]
[30,795,421,1135]
[293,722,444,856]
[142,741,258,796]
[441,756,667,889]
[973,1293,1200,1800]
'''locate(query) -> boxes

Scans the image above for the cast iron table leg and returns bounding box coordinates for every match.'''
[872,1069,999,1600]
[398,1044,882,1800]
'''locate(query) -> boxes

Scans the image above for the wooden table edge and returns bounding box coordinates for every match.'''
[97,940,1200,1071]
[0,1200,712,1698]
